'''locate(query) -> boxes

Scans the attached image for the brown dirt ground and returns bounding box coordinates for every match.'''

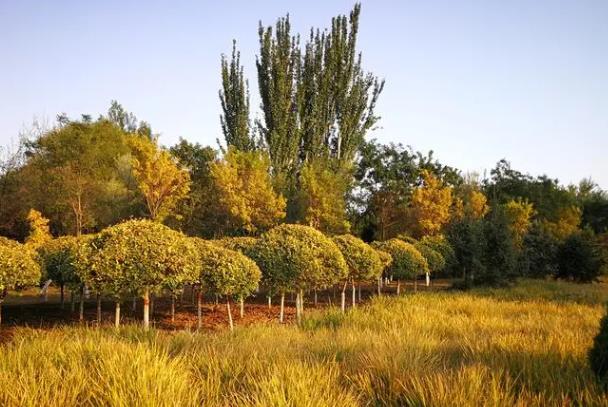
[0,279,451,343]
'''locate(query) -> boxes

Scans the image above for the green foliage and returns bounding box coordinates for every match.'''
[220,41,255,151]
[332,234,383,282]
[479,209,518,286]
[519,224,559,278]
[78,220,200,298]
[556,231,603,283]
[371,239,428,280]
[446,219,485,287]
[192,238,261,300]
[590,307,608,386]
[414,242,445,275]
[214,236,258,257]
[250,224,348,293]
[39,236,88,290]
[0,238,41,294]
[420,235,456,277]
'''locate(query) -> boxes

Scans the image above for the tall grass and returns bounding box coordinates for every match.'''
[0,279,606,406]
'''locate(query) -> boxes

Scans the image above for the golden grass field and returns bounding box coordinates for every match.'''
[0,279,607,406]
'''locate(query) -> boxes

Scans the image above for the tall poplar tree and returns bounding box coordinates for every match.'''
[219,41,255,151]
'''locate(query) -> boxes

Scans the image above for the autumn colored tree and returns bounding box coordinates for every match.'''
[295,160,350,234]
[541,205,582,241]
[128,136,191,222]
[39,236,85,309]
[407,170,453,238]
[332,234,383,310]
[80,220,200,329]
[503,199,534,249]
[0,237,41,327]
[371,239,428,294]
[250,224,347,323]
[192,238,261,330]
[208,148,286,236]
[25,209,52,249]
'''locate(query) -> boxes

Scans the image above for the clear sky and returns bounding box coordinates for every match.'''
[1,1,607,188]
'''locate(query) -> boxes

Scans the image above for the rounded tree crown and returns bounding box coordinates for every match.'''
[0,238,41,293]
[371,239,428,279]
[332,234,383,281]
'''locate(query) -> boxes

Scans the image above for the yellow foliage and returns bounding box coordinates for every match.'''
[542,206,582,241]
[452,188,489,221]
[408,170,453,237]
[128,136,191,222]
[24,209,52,249]
[209,148,286,236]
[503,199,534,248]
[297,161,351,234]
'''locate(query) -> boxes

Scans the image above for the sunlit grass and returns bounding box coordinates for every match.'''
[0,279,606,406]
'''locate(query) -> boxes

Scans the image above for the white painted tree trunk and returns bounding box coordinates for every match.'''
[352,280,356,308]
[227,299,234,331]
[114,301,120,328]
[143,289,150,330]
[279,292,285,323]
[396,280,401,295]
[239,298,244,318]
[426,272,430,287]
[171,296,176,323]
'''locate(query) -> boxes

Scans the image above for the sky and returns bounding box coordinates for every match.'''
[1,0,607,188]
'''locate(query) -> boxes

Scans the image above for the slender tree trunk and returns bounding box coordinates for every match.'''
[79,285,85,323]
[396,280,401,295]
[341,282,347,313]
[314,290,318,307]
[197,290,202,330]
[268,295,272,309]
[358,284,362,302]
[239,298,244,318]
[378,277,382,296]
[60,284,65,309]
[171,296,176,323]
[279,292,285,323]
[300,289,304,318]
[115,301,121,328]
[425,272,430,287]
[352,280,356,308]
[227,299,234,331]
[71,290,75,312]
[328,294,332,306]
[96,294,102,326]
[143,289,150,330]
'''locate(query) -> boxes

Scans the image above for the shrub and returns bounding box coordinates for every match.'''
[414,242,445,275]
[0,238,41,326]
[371,239,428,290]
[556,231,603,283]
[80,220,200,328]
[590,307,608,387]
[214,236,258,257]
[420,235,456,277]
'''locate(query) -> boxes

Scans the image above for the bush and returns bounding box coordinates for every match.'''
[332,235,383,282]
[556,231,603,283]
[413,242,445,275]
[590,307,608,386]
[251,224,347,294]
[371,239,428,281]
[420,235,456,277]
[213,236,258,257]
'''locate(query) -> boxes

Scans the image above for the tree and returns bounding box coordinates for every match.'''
[24,209,52,249]
[214,237,258,256]
[589,307,608,387]
[208,148,286,236]
[519,223,559,279]
[541,206,582,241]
[407,170,453,238]
[39,236,85,309]
[556,231,603,283]
[503,199,534,249]
[250,224,347,323]
[192,238,261,331]
[414,242,445,286]
[420,235,456,278]
[219,41,255,151]
[128,136,191,222]
[0,238,41,327]
[79,220,200,329]
[371,239,428,294]
[446,219,485,288]
[295,160,350,234]
[332,234,383,310]
[479,209,518,286]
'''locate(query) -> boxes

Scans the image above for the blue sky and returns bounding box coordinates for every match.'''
[1,0,607,187]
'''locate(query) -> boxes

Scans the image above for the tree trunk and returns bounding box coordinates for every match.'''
[314,290,318,307]
[268,295,272,309]
[71,290,75,312]
[377,277,382,296]
[171,296,176,323]
[143,289,150,330]
[96,294,102,326]
[396,280,401,295]
[352,280,356,308]
[60,284,65,309]
[358,284,362,302]
[279,292,285,323]
[79,285,85,323]
[426,272,430,287]
[300,289,304,317]
[197,290,202,330]
[341,282,347,313]
[227,299,234,331]
[114,301,121,328]
[239,298,244,318]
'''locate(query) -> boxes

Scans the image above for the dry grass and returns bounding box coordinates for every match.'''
[0,279,606,406]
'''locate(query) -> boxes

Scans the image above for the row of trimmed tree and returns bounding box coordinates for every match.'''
[0,219,449,330]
